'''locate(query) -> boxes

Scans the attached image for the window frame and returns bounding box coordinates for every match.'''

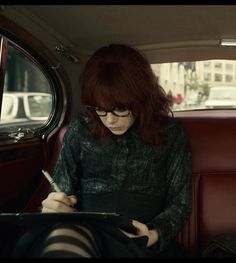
[0,24,71,139]
[0,36,8,119]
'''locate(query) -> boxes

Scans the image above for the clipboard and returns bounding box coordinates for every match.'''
[0,212,137,234]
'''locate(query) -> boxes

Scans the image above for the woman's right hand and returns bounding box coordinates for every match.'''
[41,192,77,213]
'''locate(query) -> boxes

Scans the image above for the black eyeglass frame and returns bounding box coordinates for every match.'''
[85,106,130,117]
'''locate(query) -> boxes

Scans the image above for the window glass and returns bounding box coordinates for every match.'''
[27,94,52,119]
[226,63,233,71]
[214,62,222,70]
[151,59,236,111]
[226,75,233,83]
[0,42,53,130]
[215,73,222,82]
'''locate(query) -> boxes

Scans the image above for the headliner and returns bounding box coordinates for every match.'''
[2,5,236,63]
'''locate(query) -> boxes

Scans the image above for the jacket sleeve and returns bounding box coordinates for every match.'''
[148,120,192,251]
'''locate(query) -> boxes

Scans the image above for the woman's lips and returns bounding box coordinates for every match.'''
[109,127,121,131]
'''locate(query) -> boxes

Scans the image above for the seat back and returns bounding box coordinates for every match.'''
[177,117,236,256]
[24,125,68,212]
[24,117,236,257]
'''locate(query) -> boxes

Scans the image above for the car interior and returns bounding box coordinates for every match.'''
[0,5,236,257]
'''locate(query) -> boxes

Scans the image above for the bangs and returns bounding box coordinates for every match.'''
[86,83,132,110]
[81,63,135,110]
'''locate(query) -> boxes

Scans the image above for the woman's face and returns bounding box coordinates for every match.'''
[98,111,135,135]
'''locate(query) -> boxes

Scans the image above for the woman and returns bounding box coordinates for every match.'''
[15,44,192,257]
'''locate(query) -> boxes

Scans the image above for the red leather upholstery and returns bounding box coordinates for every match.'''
[24,125,68,212]
[177,117,236,256]
[24,117,236,256]
[198,174,236,250]
[47,125,69,174]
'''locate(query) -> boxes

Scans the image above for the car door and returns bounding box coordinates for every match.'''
[0,24,70,214]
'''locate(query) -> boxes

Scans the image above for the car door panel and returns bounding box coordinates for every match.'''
[0,139,44,212]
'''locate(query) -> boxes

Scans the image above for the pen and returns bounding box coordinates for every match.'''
[42,170,77,211]
[42,170,61,192]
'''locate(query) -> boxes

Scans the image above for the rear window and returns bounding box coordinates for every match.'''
[151,59,236,112]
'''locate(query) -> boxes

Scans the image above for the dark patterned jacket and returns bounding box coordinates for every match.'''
[52,112,192,252]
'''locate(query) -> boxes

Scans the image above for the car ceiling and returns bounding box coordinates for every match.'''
[2,5,236,63]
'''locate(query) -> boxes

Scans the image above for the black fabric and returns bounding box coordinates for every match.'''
[0,224,22,257]
[12,224,54,258]
[202,233,236,258]
[41,250,84,258]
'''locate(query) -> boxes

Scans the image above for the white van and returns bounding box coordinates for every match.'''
[205,86,236,109]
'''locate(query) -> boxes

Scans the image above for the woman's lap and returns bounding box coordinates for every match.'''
[12,221,185,258]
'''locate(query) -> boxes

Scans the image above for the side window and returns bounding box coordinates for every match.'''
[0,40,53,132]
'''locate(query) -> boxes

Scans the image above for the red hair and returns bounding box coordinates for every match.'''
[80,44,173,145]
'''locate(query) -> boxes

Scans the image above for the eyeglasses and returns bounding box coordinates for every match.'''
[86,106,130,117]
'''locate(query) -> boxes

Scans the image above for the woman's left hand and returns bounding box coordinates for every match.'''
[119,219,158,247]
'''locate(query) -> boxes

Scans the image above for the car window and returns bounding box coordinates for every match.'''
[26,94,52,119]
[0,40,53,131]
[151,59,236,111]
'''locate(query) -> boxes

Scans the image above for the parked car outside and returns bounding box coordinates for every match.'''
[205,86,236,109]
[0,92,52,128]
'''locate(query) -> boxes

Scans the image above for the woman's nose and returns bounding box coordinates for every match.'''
[106,112,117,124]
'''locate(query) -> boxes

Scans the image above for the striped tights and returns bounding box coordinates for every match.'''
[39,223,101,258]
